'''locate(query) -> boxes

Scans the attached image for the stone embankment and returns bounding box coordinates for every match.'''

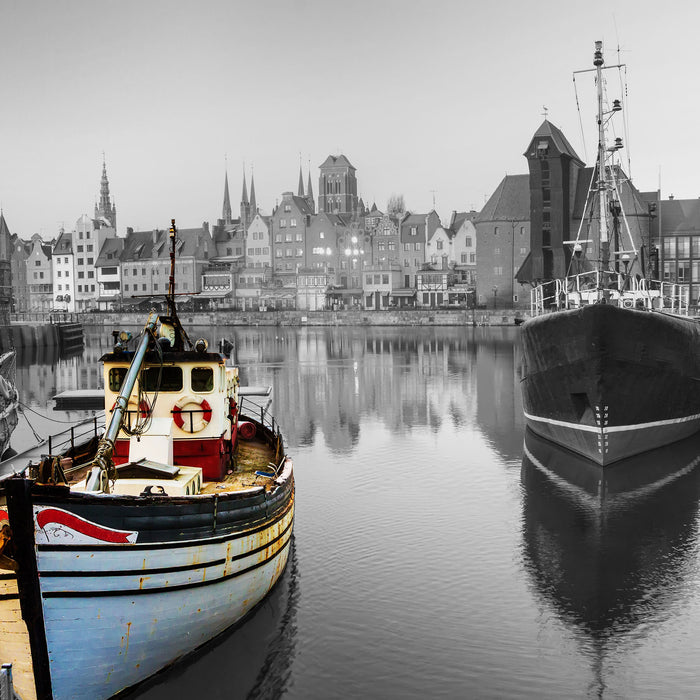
[80,308,527,327]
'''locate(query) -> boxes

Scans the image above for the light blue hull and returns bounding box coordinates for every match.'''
[37,502,294,700]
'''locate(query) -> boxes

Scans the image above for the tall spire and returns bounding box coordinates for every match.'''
[241,167,249,205]
[297,163,304,197]
[94,154,117,230]
[222,170,232,224]
[250,169,257,215]
[306,169,314,201]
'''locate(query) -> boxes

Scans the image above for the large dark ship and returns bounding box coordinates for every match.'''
[520,42,700,466]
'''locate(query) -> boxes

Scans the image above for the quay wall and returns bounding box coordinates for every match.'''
[80,309,527,328]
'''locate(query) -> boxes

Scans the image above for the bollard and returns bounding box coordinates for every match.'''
[0,663,17,700]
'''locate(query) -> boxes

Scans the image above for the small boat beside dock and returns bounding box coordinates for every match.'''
[0,220,294,700]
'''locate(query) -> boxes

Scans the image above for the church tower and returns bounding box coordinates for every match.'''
[94,156,117,230]
[318,155,358,218]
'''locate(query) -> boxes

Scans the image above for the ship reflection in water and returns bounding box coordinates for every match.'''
[521,429,700,697]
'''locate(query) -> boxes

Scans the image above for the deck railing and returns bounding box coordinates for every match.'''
[530,270,690,316]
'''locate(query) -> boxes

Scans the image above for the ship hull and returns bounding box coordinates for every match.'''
[1,461,294,700]
[520,304,700,465]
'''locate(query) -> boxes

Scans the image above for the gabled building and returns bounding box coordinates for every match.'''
[95,237,124,310]
[474,175,530,309]
[52,230,75,312]
[120,225,215,309]
[271,191,313,282]
[25,234,53,313]
[657,196,700,305]
[399,211,441,288]
[10,232,31,313]
[449,211,478,285]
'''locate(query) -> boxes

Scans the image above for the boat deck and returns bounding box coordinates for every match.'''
[200,436,280,494]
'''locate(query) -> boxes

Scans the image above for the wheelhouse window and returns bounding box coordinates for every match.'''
[142,366,183,392]
[191,367,214,392]
[108,367,128,392]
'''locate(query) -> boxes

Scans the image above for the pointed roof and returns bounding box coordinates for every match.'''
[250,172,257,213]
[659,197,700,233]
[475,174,530,222]
[222,171,232,222]
[297,166,305,197]
[306,170,314,201]
[525,120,584,164]
[241,169,248,204]
[319,154,356,171]
[0,213,10,238]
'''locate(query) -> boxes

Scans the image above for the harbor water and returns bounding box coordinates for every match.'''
[6,324,700,699]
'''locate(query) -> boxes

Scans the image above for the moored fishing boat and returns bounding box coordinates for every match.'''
[520,41,700,466]
[0,220,294,700]
[0,349,19,458]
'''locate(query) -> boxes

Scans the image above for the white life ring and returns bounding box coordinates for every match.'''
[173,395,212,433]
[623,298,634,309]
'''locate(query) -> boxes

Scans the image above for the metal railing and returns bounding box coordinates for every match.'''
[530,270,690,316]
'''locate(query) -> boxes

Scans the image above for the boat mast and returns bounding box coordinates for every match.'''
[594,40,610,278]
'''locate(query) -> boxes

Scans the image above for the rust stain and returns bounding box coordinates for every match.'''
[124,621,132,656]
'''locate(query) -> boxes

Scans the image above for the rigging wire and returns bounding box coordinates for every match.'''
[572,74,588,163]
[18,404,43,443]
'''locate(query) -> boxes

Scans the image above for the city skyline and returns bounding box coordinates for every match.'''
[1,0,698,237]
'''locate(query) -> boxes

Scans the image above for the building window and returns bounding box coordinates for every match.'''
[296,248,303,257]
[78,271,84,279]
[663,238,676,259]
[284,204,291,212]
[285,233,292,242]
[495,248,501,255]
[461,253,468,263]
[678,237,691,258]
[465,237,472,247]
[494,227,499,235]
[290,219,297,227]
[275,234,281,243]
[678,260,691,282]
[320,232,325,239]
[414,242,420,251]
[78,258,84,265]
[494,266,503,275]
[437,241,443,250]
[296,233,302,242]
[280,219,287,228]
[411,226,417,236]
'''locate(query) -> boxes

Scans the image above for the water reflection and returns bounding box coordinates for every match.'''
[521,429,700,695]
[232,325,523,459]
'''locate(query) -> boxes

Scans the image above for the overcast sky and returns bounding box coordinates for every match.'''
[1,0,697,238]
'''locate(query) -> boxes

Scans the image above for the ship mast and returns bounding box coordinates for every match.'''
[594,40,610,278]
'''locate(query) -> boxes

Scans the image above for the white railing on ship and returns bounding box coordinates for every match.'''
[530,270,690,316]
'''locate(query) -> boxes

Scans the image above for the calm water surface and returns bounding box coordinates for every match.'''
[8,325,700,699]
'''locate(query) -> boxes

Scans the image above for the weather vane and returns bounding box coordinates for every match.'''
[542,106,549,119]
